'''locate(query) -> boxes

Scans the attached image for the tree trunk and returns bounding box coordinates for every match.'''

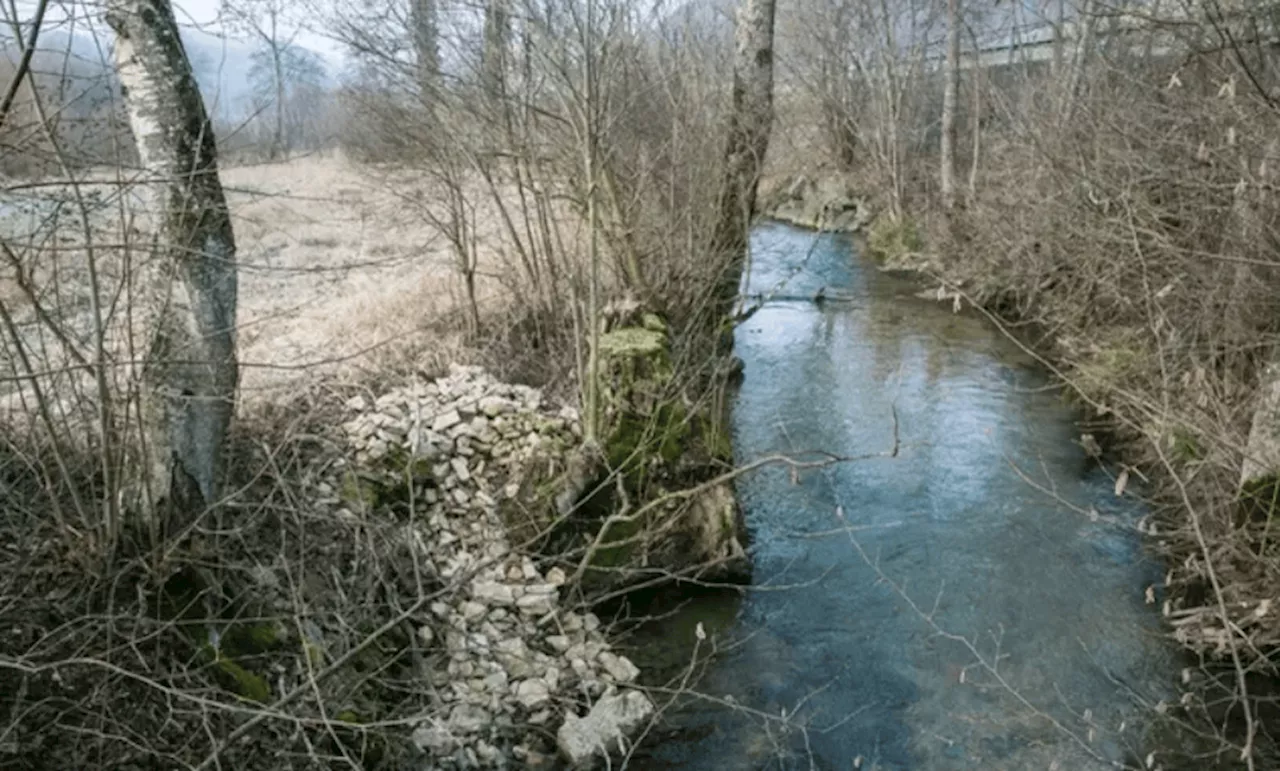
[272,45,285,160]
[410,0,440,101]
[711,0,778,317]
[940,0,960,209]
[106,0,239,534]
[482,0,509,105]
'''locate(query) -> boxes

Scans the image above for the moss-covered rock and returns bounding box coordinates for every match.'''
[204,643,272,703]
[338,469,383,511]
[766,174,872,232]
[564,311,750,593]
[867,214,923,262]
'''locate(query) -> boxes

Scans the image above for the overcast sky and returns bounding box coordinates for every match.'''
[172,0,347,64]
[6,0,346,65]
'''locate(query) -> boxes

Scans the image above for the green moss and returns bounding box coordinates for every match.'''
[335,709,362,724]
[220,621,285,657]
[1168,427,1204,463]
[202,643,271,703]
[701,416,733,463]
[641,312,667,333]
[303,639,326,668]
[867,214,923,262]
[599,327,667,358]
[605,402,689,470]
[338,469,381,510]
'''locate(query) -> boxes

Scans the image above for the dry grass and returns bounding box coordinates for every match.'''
[223,154,481,400]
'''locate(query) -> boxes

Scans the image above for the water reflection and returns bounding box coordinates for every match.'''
[627,222,1177,770]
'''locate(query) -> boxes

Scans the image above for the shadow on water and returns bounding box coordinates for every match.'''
[618,222,1195,770]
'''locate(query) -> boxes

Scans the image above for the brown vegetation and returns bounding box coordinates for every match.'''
[0,0,778,766]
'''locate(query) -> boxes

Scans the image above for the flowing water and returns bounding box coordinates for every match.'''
[626,223,1181,770]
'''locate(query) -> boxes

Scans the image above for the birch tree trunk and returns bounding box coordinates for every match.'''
[712,0,778,315]
[106,0,239,532]
[940,0,960,209]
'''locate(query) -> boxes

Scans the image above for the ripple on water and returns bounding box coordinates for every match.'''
[627,223,1182,770]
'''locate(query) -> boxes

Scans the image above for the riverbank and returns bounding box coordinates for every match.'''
[0,154,748,770]
[765,178,1278,765]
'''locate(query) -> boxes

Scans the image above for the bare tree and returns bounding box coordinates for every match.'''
[106,0,239,531]
[712,0,778,313]
[245,42,328,156]
[226,0,300,160]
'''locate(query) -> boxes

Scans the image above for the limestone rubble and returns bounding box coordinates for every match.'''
[323,364,654,768]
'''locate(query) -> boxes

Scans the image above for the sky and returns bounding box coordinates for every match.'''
[5,0,346,66]
[172,0,348,65]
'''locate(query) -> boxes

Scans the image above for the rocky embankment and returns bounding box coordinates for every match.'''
[764,173,872,233]
[326,365,656,768]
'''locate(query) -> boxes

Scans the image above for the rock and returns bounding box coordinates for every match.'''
[556,687,655,767]
[323,366,659,766]
[515,678,552,709]
[460,601,487,622]
[448,703,490,734]
[451,457,472,482]
[517,592,555,616]
[598,652,640,683]
[433,409,463,433]
[544,665,561,691]
[473,582,516,606]
[495,638,534,678]
[412,721,457,754]
[546,567,567,587]
[483,669,509,692]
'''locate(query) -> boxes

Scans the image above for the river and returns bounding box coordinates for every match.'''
[624,222,1182,770]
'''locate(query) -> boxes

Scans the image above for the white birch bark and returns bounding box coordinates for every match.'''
[106,0,238,528]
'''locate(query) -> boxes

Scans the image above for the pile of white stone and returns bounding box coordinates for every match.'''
[327,365,655,768]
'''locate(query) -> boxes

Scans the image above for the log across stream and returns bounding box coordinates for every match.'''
[622,222,1188,769]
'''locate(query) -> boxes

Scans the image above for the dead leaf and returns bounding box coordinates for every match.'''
[1145,585,1156,604]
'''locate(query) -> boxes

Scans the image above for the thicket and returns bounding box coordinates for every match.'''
[0,0,768,766]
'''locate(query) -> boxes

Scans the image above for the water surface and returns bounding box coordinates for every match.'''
[628,223,1177,770]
